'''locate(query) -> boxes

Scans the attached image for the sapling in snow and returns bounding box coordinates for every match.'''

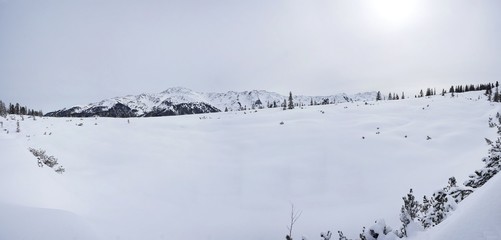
[285,204,302,240]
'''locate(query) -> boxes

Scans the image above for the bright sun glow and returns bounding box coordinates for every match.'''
[368,0,420,28]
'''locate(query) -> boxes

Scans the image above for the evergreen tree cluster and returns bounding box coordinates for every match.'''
[415,88,436,98]
[464,113,501,188]
[376,91,405,101]
[487,81,501,102]
[0,100,43,117]
[387,92,403,100]
[412,83,493,98]
[450,83,491,94]
[409,177,473,231]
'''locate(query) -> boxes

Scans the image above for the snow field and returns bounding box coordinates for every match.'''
[0,92,498,240]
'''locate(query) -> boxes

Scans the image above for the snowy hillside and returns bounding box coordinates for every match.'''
[410,172,501,240]
[1,91,500,240]
[45,87,377,117]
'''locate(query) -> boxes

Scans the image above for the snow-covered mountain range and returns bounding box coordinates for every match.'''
[45,87,377,117]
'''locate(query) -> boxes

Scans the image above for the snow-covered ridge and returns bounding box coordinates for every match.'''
[45,87,377,117]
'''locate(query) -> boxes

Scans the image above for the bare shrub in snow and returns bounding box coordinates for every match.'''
[336,231,347,240]
[320,231,332,240]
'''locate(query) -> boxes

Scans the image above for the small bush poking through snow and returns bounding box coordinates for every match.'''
[28,148,65,174]
[320,231,332,240]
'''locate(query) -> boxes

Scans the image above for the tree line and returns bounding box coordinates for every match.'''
[0,100,43,117]
[375,82,495,101]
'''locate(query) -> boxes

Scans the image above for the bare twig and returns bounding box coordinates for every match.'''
[286,203,302,239]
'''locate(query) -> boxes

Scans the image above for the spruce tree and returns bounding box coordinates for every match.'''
[400,189,419,237]
[419,195,432,228]
[15,103,20,115]
[376,91,382,101]
[288,92,294,109]
[0,100,6,117]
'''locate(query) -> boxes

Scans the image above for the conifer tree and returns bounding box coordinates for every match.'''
[15,103,20,115]
[288,92,294,109]
[400,189,419,237]
[419,195,432,228]
[494,91,500,102]
[0,100,6,117]
[376,91,382,101]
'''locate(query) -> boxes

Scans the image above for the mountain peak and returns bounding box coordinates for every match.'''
[160,87,195,94]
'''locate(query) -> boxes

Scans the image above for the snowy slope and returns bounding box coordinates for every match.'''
[411,173,501,240]
[1,91,499,240]
[45,87,377,117]
[0,203,99,240]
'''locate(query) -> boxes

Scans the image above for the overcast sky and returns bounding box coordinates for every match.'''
[1,0,500,111]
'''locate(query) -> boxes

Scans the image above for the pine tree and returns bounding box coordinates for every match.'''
[15,103,20,115]
[400,189,419,237]
[401,92,405,99]
[419,195,432,228]
[430,190,449,226]
[288,92,294,109]
[0,100,6,117]
[376,91,382,101]
[9,103,14,114]
[283,99,287,110]
[494,91,500,102]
